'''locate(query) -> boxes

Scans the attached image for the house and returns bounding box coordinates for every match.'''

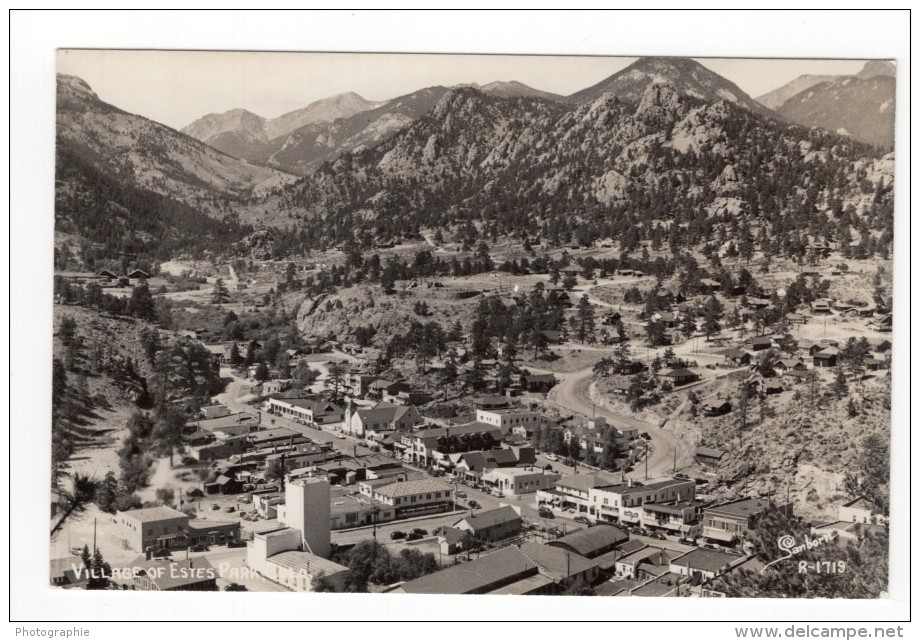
[785,312,807,324]
[347,373,378,397]
[702,400,732,417]
[357,478,454,518]
[344,401,421,438]
[537,330,564,344]
[660,368,700,387]
[471,394,514,410]
[810,300,833,315]
[267,397,344,425]
[481,467,561,496]
[694,447,725,469]
[452,505,522,543]
[698,278,721,293]
[615,546,681,581]
[114,506,190,552]
[521,371,557,392]
[589,478,697,525]
[721,349,751,366]
[115,556,218,591]
[669,548,746,581]
[772,359,807,375]
[127,268,151,280]
[368,379,409,400]
[538,474,613,515]
[187,519,240,546]
[453,447,534,481]
[546,523,629,559]
[749,336,773,351]
[702,498,792,545]
[641,500,706,537]
[190,412,260,434]
[400,423,502,467]
[863,357,887,371]
[203,474,245,495]
[869,314,892,332]
[200,403,230,420]
[813,347,839,367]
[50,555,88,589]
[839,496,885,525]
[203,344,229,364]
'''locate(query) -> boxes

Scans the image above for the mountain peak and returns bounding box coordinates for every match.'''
[264,92,381,140]
[857,60,896,80]
[56,74,99,102]
[569,57,773,118]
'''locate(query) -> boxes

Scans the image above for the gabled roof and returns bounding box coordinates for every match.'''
[519,543,598,581]
[454,505,521,532]
[662,368,698,378]
[695,447,725,459]
[670,548,744,574]
[398,546,537,594]
[546,524,629,558]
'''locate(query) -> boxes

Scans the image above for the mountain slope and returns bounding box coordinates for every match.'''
[756,75,837,110]
[480,80,564,101]
[257,86,453,175]
[775,75,895,149]
[57,74,297,210]
[264,92,381,140]
[180,108,268,159]
[263,61,890,259]
[568,57,776,119]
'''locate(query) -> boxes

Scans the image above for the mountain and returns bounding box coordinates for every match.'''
[57,74,296,210]
[857,60,896,80]
[264,60,890,259]
[256,86,453,175]
[567,57,776,118]
[756,75,837,110]
[264,92,381,140]
[480,80,564,101]
[756,61,895,149]
[180,108,268,159]
[774,75,895,149]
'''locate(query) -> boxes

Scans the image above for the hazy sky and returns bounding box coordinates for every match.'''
[57,50,873,130]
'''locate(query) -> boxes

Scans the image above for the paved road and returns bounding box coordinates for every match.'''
[548,367,687,480]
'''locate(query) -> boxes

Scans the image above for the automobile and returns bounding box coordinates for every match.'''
[456,492,467,499]
[237,494,251,503]
[650,532,667,541]
[190,544,210,552]
[150,548,172,559]
[211,504,221,511]
[544,463,554,471]
[574,516,592,525]
[640,432,651,440]
[227,539,247,548]
[390,531,406,540]
[224,583,248,592]
[410,528,428,537]
[545,453,558,462]
[467,500,480,509]
[565,508,576,514]
[225,506,236,513]
[678,537,697,546]
[674,473,690,480]
[335,433,346,440]
[405,531,424,542]
[538,508,554,519]
[492,491,505,498]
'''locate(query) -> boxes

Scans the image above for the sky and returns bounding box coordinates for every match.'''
[56,50,872,130]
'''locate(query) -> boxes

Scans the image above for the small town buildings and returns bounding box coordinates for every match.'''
[589,478,697,525]
[520,371,557,392]
[661,368,700,387]
[669,548,746,581]
[474,406,549,437]
[701,498,792,545]
[190,411,260,434]
[641,501,706,537]
[538,474,612,515]
[546,523,629,559]
[721,349,752,366]
[519,542,600,585]
[50,556,88,589]
[127,268,151,280]
[702,400,732,417]
[810,300,833,315]
[247,526,348,592]
[813,347,839,367]
[115,556,218,591]
[452,505,523,543]
[200,403,230,420]
[615,546,681,581]
[694,447,725,469]
[187,520,240,546]
[839,496,884,525]
[267,397,344,425]
[772,359,807,375]
[358,478,454,518]
[481,467,561,496]
[400,423,502,467]
[344,401,422,438]
[396,546,546,595]
[785,312,807,324]
[749,336,773,351]
[115,506,190,552]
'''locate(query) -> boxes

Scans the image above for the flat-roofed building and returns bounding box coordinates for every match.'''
[357,478,454,518]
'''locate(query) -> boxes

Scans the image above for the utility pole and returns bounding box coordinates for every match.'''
[645,444,649,480]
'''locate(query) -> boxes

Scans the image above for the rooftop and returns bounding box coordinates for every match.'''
[267,550,349,576]
[705,497,776,519]
[399,546,537,594]
[117,506,187,522]
[546,524,629,558]
[519,542,598,581]
[454,505,520,532]
[370,478,453,499]
[670,548,745,574]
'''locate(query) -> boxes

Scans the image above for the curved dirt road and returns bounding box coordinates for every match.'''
[548,367,687,479]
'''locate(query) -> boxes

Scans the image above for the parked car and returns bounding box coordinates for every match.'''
[674,473,690,480]
[405,531,424,542]
[574,516,592,525]
[237,494,251,503]
[467,500,480,509]
[227,539,247,548]
[225,506,236,513]
[150,548,171,559]
[545,453,559,462]
[650,532,667,541]
[410,528,428,536]
[538,508,554,519]
[211,504,221,511]
[678,537,697,546]
[456,492,467,499]
[390,531,406,540]
[224,583,248,591]
[190,544,210,552]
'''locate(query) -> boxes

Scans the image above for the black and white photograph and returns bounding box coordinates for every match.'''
[10,8,911,629]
